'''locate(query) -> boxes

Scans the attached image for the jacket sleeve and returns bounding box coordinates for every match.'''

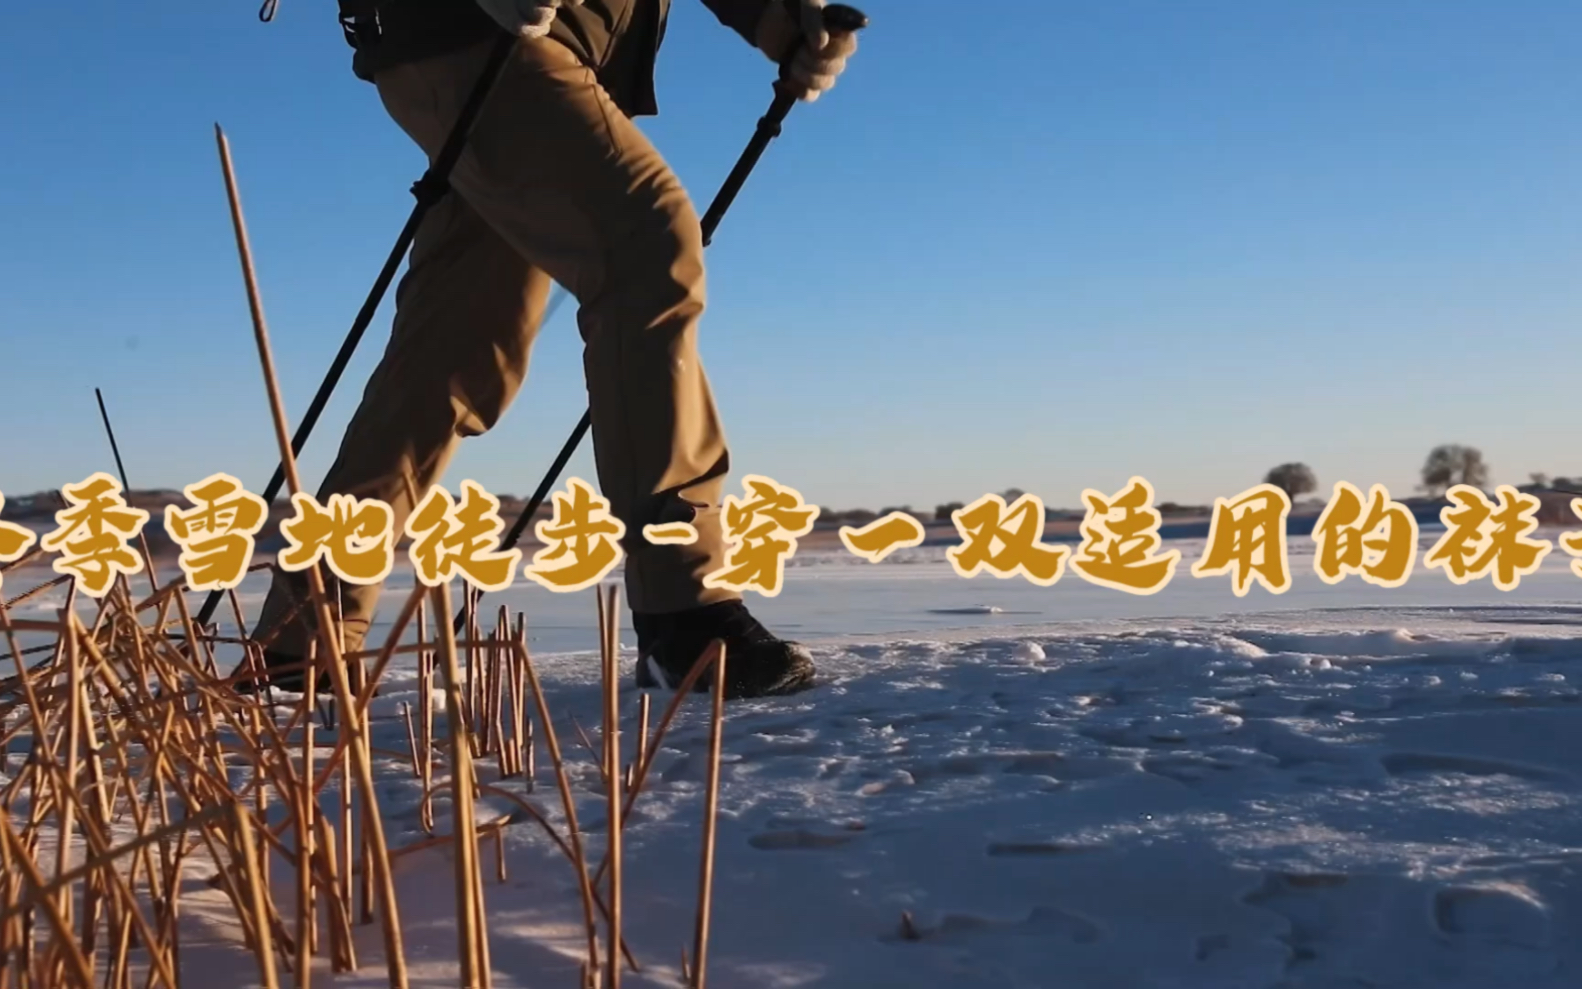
[698,0,775,48]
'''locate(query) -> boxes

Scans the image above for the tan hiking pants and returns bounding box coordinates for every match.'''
[253,35,739,659]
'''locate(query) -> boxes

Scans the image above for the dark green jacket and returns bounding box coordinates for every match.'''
[350,0,771,117]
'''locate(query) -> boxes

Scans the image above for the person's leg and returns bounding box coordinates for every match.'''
[373,35,739,615]
[249,190,553,673]
[370,36,814,697]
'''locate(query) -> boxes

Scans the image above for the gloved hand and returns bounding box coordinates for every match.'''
[754,0,859,102]
[474,0,584,40]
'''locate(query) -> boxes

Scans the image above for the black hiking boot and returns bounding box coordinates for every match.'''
[231,650,329,696]
[632,601,816,700]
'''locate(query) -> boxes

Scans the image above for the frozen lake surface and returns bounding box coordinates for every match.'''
[10,534,1582,987]
[61,531,1565,659]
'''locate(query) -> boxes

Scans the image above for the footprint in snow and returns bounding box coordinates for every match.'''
[1380,751,1571,783]
[879,904,1105,945]
[1433,883,1551,948]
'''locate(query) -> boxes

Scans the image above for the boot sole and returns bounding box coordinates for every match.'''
[635,653,817,701]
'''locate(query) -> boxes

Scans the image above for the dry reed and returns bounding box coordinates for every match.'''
[0,126,736,989]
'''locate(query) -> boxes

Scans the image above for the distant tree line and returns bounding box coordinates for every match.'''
[1259,444,1579,504]
[12,445,1581,533]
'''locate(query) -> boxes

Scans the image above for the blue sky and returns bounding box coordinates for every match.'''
[2,2,1578,512]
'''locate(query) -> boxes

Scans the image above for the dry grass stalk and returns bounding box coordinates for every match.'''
[690,640,728,989]
[401,702,420,778]
[386,814,511,863]
[231,803,280,989]
[465,591,480,759]
[296,647,317,985]
[507,616,526,780]
[418,600,435,834]
[215,123,407,987]
[590,640,725,894]
[600,585,623,989]
[512,633,601,975]
[627,693,650,792]
[489,609,507,762]
[0,320,738,989]
[312,812,357,972]
[572,716,608,787]
[428,581,488,988]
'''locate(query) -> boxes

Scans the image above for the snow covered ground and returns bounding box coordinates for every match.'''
[14,533,1582,987]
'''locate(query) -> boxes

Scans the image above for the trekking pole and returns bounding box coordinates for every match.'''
[454,3,870,633]
[194,31,518,627]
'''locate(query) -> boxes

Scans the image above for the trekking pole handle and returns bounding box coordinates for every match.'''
[777,4,869,82]
[821,3,870,34]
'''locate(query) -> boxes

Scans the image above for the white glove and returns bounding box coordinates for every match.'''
[754,0,859,102]
[474,0,584,40]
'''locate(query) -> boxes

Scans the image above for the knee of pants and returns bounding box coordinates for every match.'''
[343,370,512,477]
[455,386,513,438]
[434,372,518,441]
[598,186,708,333]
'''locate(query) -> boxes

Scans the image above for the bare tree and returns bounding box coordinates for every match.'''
[1000,488,1026,503]
[1420,444,1489,496]
[1263,462,1317,501]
